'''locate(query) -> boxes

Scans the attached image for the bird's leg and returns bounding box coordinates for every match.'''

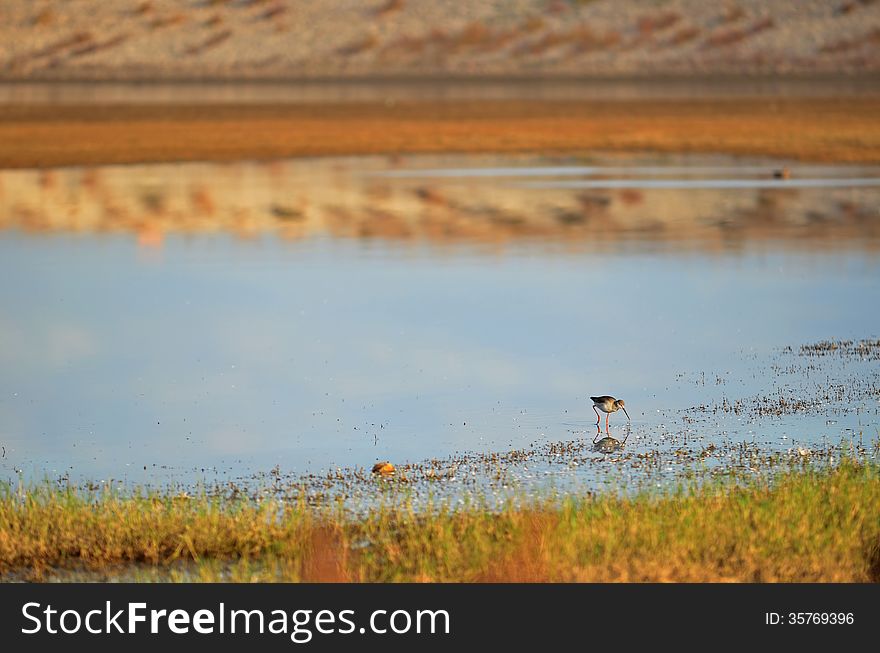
[593,405,601,425]
[605,413,610,432]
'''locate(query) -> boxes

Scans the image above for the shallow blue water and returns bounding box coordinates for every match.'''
[0,154,878,489]
[1,233,877,486]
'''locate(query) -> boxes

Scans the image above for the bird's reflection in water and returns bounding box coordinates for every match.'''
[592,423,630,453]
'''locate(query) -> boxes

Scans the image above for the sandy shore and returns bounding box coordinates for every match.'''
[3,0,878,80]
[2,96,879,169]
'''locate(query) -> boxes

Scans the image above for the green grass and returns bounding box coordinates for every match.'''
[2,461,879,582]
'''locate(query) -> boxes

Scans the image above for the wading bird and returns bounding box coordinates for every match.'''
[591,395,630,431]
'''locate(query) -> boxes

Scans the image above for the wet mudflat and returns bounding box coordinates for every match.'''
[0,152,878,509]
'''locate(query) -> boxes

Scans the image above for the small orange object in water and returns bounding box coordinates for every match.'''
[372,461,395,476]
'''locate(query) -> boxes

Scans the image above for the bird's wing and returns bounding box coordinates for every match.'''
[590,396,614,403]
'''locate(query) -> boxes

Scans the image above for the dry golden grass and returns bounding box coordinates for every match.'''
[338,33,380,56]
[666,26,701,46]
[1,97,878,170]
[704,17,775,48]
[185,29,233,56]
[821,28,880,54]
[32,8,55,27]
[637,11,681,36]
[375,0,406,18]
[2,462,878,582]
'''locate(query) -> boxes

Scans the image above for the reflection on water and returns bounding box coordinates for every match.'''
[2,153,879,253]
[0,153,878,493]
[515,179,880,189]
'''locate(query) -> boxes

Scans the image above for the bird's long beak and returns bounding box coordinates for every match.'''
[622,407,630,420]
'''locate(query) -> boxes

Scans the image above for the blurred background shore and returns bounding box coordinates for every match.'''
[2,0,878,80]
[2,1,879,169]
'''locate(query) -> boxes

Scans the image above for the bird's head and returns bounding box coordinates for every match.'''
[615,399,630,420]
